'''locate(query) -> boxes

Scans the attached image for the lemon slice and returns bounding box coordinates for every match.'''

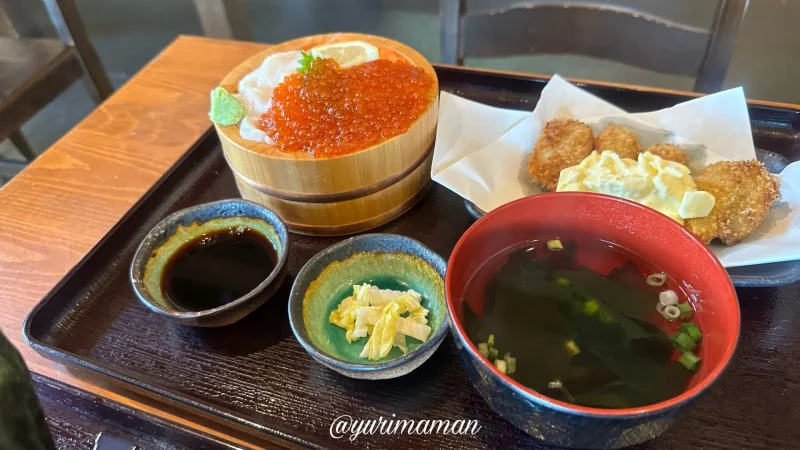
[310,41,380,68]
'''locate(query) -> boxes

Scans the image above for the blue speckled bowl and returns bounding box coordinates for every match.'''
[130,199,289,327]
[288,234,448,380]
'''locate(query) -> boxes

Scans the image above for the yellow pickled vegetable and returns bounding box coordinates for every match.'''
[329,283,431,360]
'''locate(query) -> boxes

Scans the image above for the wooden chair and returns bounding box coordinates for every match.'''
[192,0,251,41]
[440,0,747,93]
[0,0,113,178]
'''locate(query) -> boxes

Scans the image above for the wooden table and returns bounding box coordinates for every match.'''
[2,35,800,449]
[0,35,273,449]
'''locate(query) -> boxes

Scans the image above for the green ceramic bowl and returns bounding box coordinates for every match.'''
[288,234,448,379]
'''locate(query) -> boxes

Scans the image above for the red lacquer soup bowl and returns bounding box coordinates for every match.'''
[445,192,739,449]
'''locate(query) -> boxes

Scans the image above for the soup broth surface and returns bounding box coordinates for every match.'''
[461,239,693,409]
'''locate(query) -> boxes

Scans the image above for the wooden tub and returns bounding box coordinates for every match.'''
[214,33,439,236]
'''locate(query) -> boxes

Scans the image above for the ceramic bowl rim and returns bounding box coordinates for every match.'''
[446,192,741,418]
[129,199,289,319]
[288,233,449,373]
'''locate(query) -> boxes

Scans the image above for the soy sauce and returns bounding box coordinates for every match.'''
[162,227,277,311]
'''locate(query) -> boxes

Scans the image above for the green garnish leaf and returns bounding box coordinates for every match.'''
[208,87,246,126]
[297,51,316,73]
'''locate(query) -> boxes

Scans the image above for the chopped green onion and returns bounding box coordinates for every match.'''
[678,351,701,372]
[659,290,679,306]
[495,359,507,374]
[547,239,564,251]
[488,347,499,361]
[646,273,667,286]
[583,299,599,315]
[556,277,570,286]
[477,342,489,357]
[681,322,703,343]
[548,379,575,402]
[661,305,681,321]
[677,303,693,319]
[670,331,696,352]
[487,334,495,346]
[504,353,517,375]
[565,340,581,356]
[598,309,614,324]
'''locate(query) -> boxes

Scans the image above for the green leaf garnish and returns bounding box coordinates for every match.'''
[297,51,316,73]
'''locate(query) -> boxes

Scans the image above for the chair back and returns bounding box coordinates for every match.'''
[440,0,747,92]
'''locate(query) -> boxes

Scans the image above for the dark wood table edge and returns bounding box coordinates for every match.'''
[34,373,246,450]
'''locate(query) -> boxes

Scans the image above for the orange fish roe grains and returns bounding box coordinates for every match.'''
[259,58,434,157]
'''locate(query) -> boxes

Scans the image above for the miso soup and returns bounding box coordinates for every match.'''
[461,238,702,409]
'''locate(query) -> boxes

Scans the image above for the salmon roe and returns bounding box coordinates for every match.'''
[259,58,434,157]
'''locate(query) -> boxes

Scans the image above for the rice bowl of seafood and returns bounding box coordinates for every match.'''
[210,33,439,235]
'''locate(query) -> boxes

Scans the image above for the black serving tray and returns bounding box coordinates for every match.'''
[24,66,800,450]
[34,374,241,450]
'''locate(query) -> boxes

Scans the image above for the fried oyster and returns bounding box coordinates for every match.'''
[685,161,780,245]
[528,119,594,191]
[594,124,641,160]
[647,143,688,165]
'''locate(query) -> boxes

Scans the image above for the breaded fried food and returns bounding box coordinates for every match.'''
[647,144,688,165]
[594,124,640,160]
[685,161,780,245]
[528,119,594,190]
